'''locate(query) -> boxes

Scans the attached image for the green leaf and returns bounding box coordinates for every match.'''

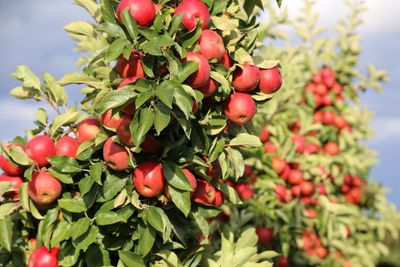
[35,108,48,126]
[97,22,127,39]
[74,0,100,20]
[94,88,137,114]
[253,57,279,69]
[121,8,138,42]
[96,211,125,225]
[42,73,68,106]
[64,21,94,36]
[58,72,106,89]
[0,182,12,196]
[155,80,176,109]
[97,175,128,202]
[229,133,262,147]
[37,207,59,247]
[19,183,30,211]
[138,222,156,257]
[9,86,40,100]
[182,23,202,48]
[211,16,239,31]
[119,251,145,267]
[210,71,230,90]
[144,206,171,242]
[51,220,72,247]
[131,108,154,148]
[178,61,199,84]
[105,38,128,63]
[2,144,32,166]
[0,216,12,252]
[163,162,193,191]
[71,217,91,239]
[89,162,103,185]
[12,65,41,89]
[58,198,87,213]
[154,103,171,135]
[168,185,191,217]
[0,203,19,219]
[48,156,81,173]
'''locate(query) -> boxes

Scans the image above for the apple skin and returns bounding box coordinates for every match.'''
[332,83,343,95]
[256,227,273,245]
[324,142,340,156]
[28,172,62,206]
[116,53,145,79]
[76,117,100,144]
[224,93,256,125]
[141,135,162,154]
[174,0,210,30]
[291,185,301,197]
[116,0,156,27]
[103,137,130,171]
[116,115,134,146]
[274,184,286,202]
[304,142,319,155]
[259,127,270,142]
[300,181,315,197]
[213,189,225,207]
[192,179,216,205]
[133,162,165,197]
[334,115,347,129]
[235,182,254,200]
[271,157,286,174]
[221,50,233,68]
[25,136,56,167]
[263,141,277,153]
[279,165,291,180]
[0,144,26,176]
[292,135,306,153]
[100,110,124,130]
[27,245,60,267]
[199,29,225,62]
[321,111,335,125]
[276,256,289,267]
[56,136,79,158]
[288,170,304,185]
[198,78,218,97]
[0,174,23,201]
[183,52,211,88]
[232,64,260,92]
[259,67,282,94]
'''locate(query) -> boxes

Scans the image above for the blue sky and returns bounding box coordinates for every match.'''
[0,1,399,205]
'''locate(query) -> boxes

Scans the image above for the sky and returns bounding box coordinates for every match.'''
[0,0,399,205]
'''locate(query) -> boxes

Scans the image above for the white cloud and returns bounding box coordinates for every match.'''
[370,117,400,144]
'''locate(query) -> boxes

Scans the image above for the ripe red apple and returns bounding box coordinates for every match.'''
[235,182,253,200]
[221,50,233,68]
[224,93,256,125]
[263,141,277,153]
[280,165,291,180]
[321,94,333,106]
[291,121,301,133]
[314,83,328,95]
[346,189,362,205]
[116,52,145,79]
[25,135,56,167]
[321,111,335,125]
[183,52,211,88]
[28,172,62,206]
[258,67,282,94]
[271,157,286,174]
[300,181,315,196]
[313,93,323,107]
[291,185,301,197]
[318,184,327,195]
[324,142,339,156]
[292,135,306,153]
[116,115,134,146]
[192,179,216,205]
[321,67,334,80]
[133,162,165,197]
[259,127,270,142]
[274,184,286,202]
[56,136,79,158]
[213,189,225,206]
[304,208,317,218]
[243,165,253,177]
[305,83,316,93]
[313,111,322,123]
[288,170,304,185]
[304,142,319,154]
[332,83,343,95]
[174,0,210,30]
[0,174,23,201]
[27,245,59,267]
[100,110,124,130]
[76,117,100,144]
[103,137,130,171]
[141,135,162,154]
[256,227,273,245]
[0,144,25,176]
[116,0,156,27]
[199,30,225,62]
[340,184,350,194]
[352,175,362,187]
[276,256,289,267]
[334,115,347,129]
[323,76,336,88]
[232,64,260,92]
[312,73,323,84]
[198,78,218,97]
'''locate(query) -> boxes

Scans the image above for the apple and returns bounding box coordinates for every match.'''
[259,127,270,142]
[276,256,289,267]
[259,67,282,94]
[346,189,361,204]
[213,189,225,206]
[321,67,334,79]
[192,179,216,205]
[133,162,165,197]
[204,157,221,178]
[271,157,286,174]
[56,136,79,158]
[116,52,145,79]
[304,142,319,154]
[340,184,350,194]
[324,142,339,156]
[243,165,253,177]
[305,208,317,218]
[280,165,291,180]
[27,245,59,267]
[352,175,362,187]
[199,30,225,62]
[141,135,162,154]
[256,227,273,245]
[263,141,277,153]
[292,135,306,153]
[291,185,301,197]
[323,76,336,88]
[116,0,156,27]
[0,144,25,176]
[314,83,328,95]
[232,64,260,92]
[274,184,286,202]
[100,110,124,130]
[321,111,335,125]
[288,170,304,185]
[116,115,134,146]
[224,92,256,125]
[25,135,56,167]
[305,83,316,93]
[174,0,210,30]
[313,93,323,107]
[235,182,253,200]
[332,83,343,95]
[321,94,333,106]
[221,50,233,68]
[312,73,323,84]
[183,52,211,88]
[318,184,327,195]
[291,121,301,133]
[300,181,315,196]
[103,137,130,171]
[334,115,347,129]
[28,172,62,206]
[0,174,23,201]
[76,117,100,144]
[198,78,218,97]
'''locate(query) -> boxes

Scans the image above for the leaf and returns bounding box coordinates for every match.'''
[19,183,30,211]
[97,175,128,202]
[121,8,138,41]
[64,21,94,36]
[168,185,191,217]
[58,198,87,213]
[131,108,154,148]
[89,162,103,185]
[138,222,156,257]
[163,162,193,191]
[2,144,32,166]
[35,108,48,126]
[96,211,125,225]
[42,73,68,106]
[119,251,145,267]
[97,23,127,39]
[154,103,171,135]
[0,182,12,196]
[178,61,199,84]
[12,65,41,89]
[0,216,12,252]
[105,38,128,63]
[210,71,230,90]
[211,16,239,31]
[155,80,176,109]
[144,206,171,242]
[0,203,19,219]
[71,217,91,239]
[94,88,137,114]
[48,156,82,173]
[253,57,279,69]
[9,86,40,100]
[51,220,72,247]
[229,133,262,147]
[74,0,100,20]
[181,22,202,48]
[58,72,106,89]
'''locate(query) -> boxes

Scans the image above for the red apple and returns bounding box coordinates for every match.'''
[280,165,291,180]
[56,136,79,158]
[276,256,289,267]
[0,174,23,201]
[291,185,301,197]
[321,94,333,106]
[174,0,210,30]
[274,184,286,202]
[321,111,335,125]
[192,179,216,205]
[314,83,328,95]
[332,83,343,95]
[313,93,323,107]
[352,175,362,187]
[100,110,124,130]
[334,115,347,129]
[199,30,225,62]
[288,170,304,185]
[183,52,211,88]
[116,0,156,27]
[256,227,273,245]
[103,137,130,171]
[271,157,286,174]
[28,245,59,267]
[259,67,282,94]
[116,52,145,79]
[222,50,233,68]
[264,141,277,153]
[243,165,253,177]
[318,184,327,195]
[141,135,162,154]
[0,144,25,176]
[304,143,319,154]
[213,189,225,206]
[25,136,56,167]
[235,182,253,200]
[305,83,316,93]
[76,117,100,144]
[28,172,62,206]
[116,115,134,146]
[133,162,165,197]
[292,135,306,153]
[232,64,260,92]
[304,208,317,218]
[300,181,315,196]
[324,142,339,156]
[312,73,323,84]
[259,127,270,142]
[198,78,218,97]
[224,93,256,125]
